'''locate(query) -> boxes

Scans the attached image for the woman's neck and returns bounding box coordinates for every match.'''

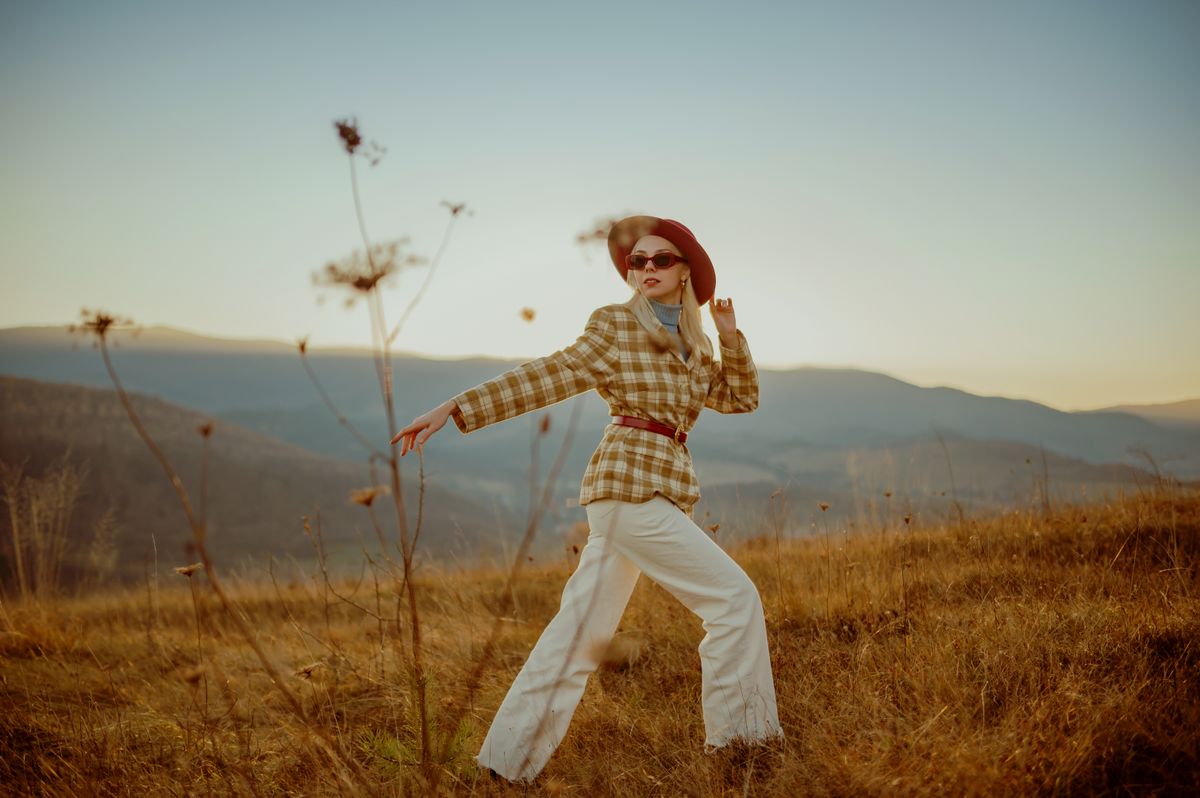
[648,297,683,330]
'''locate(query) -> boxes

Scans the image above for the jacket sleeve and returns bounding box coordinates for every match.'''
[450,306,619,433]
[704,329,760,413]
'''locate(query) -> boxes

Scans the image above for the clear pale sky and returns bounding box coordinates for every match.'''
[2,1,1197,412]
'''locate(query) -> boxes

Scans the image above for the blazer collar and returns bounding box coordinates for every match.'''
[629,300,702,370]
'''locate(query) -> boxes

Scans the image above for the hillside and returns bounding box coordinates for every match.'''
[0,375,511,586]
[1,479,1196,794]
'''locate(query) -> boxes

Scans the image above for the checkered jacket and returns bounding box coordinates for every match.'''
[450,301,759,517]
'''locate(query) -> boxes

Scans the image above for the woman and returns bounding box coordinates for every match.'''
[391,215,783,783]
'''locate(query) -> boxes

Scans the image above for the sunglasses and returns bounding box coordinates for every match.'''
[625,251,688,271]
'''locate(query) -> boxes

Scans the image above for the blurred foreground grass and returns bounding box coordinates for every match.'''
[2,483,1197,796]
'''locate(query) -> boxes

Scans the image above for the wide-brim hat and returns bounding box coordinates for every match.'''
[607,215,716,305]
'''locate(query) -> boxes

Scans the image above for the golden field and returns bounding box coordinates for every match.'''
[2,481,1197,796]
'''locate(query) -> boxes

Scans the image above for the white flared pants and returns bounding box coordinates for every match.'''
[476,494,783,783]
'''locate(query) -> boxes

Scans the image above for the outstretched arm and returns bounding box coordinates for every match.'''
[451,306,618,432]
[392,307,618,455]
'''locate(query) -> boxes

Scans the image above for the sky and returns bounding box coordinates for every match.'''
[1,0,1197,412]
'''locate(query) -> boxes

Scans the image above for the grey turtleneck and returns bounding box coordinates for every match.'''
[649,298,690,361]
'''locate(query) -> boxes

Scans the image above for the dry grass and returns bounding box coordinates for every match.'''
[2,481,1197,796]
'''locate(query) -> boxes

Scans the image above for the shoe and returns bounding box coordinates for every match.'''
[480,764,520,784]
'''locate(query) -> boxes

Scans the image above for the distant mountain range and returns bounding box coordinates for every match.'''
[1,323,1196,584]
[0,375,510,586]
[1086,398,1200,430]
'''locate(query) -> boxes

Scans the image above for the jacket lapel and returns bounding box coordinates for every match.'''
[630,300,703,370]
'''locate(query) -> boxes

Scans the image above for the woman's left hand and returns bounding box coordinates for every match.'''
[708,297,737,339]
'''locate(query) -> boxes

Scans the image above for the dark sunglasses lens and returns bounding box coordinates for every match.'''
[628,254,649,270]
[652,253,675,268]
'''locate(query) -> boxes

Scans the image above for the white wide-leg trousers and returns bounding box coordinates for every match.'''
[476,494,783,783]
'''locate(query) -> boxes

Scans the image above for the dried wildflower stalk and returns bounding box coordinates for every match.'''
[69,310,368,793]
[302,117,470,780]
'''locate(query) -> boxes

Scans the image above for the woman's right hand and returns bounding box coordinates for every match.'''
[391,399,457,456]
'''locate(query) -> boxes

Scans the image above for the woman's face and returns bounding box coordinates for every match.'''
[631,235,690,304]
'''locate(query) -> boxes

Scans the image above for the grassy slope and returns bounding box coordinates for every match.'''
[2,483,1197,796]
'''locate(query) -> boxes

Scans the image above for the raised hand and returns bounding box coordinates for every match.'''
[708,297,737,341]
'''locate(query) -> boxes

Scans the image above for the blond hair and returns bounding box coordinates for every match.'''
[623,272,714,361]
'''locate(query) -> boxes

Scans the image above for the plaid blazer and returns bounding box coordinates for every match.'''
[450,301,759,517]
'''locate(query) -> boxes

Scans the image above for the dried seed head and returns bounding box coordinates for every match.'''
[69,309,139,343]
[539,415,551,435]
[312,239,426,306]
[884,490,893,499]
[575,214,627,248]
[591,634,645,671]
[294,661,324,679]
[334,118,361,154]
[181,665,205,685]
[349,485,390,507]
[520,307,536,323]
[332,118,386,163]
[903,513,912,525]
[606,215,657,250]
[819,502,830,512]
[197,421,214,438]
[174,563,203,577]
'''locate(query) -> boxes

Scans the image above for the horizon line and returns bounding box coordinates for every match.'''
[1,321,1195,415]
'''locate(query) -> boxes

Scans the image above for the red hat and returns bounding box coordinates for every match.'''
[607,215,716,305]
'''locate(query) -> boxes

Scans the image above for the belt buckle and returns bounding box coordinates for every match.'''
[674,423,684,443]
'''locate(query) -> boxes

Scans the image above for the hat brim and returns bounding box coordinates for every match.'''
[607,216,716,305]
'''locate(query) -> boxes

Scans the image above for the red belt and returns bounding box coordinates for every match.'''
[612,415,688,444]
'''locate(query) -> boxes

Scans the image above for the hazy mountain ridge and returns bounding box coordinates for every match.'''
[1,324,1194,581]
[1087,398,1200,429]
[4,324,1196,476]
[0,375,513,585]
